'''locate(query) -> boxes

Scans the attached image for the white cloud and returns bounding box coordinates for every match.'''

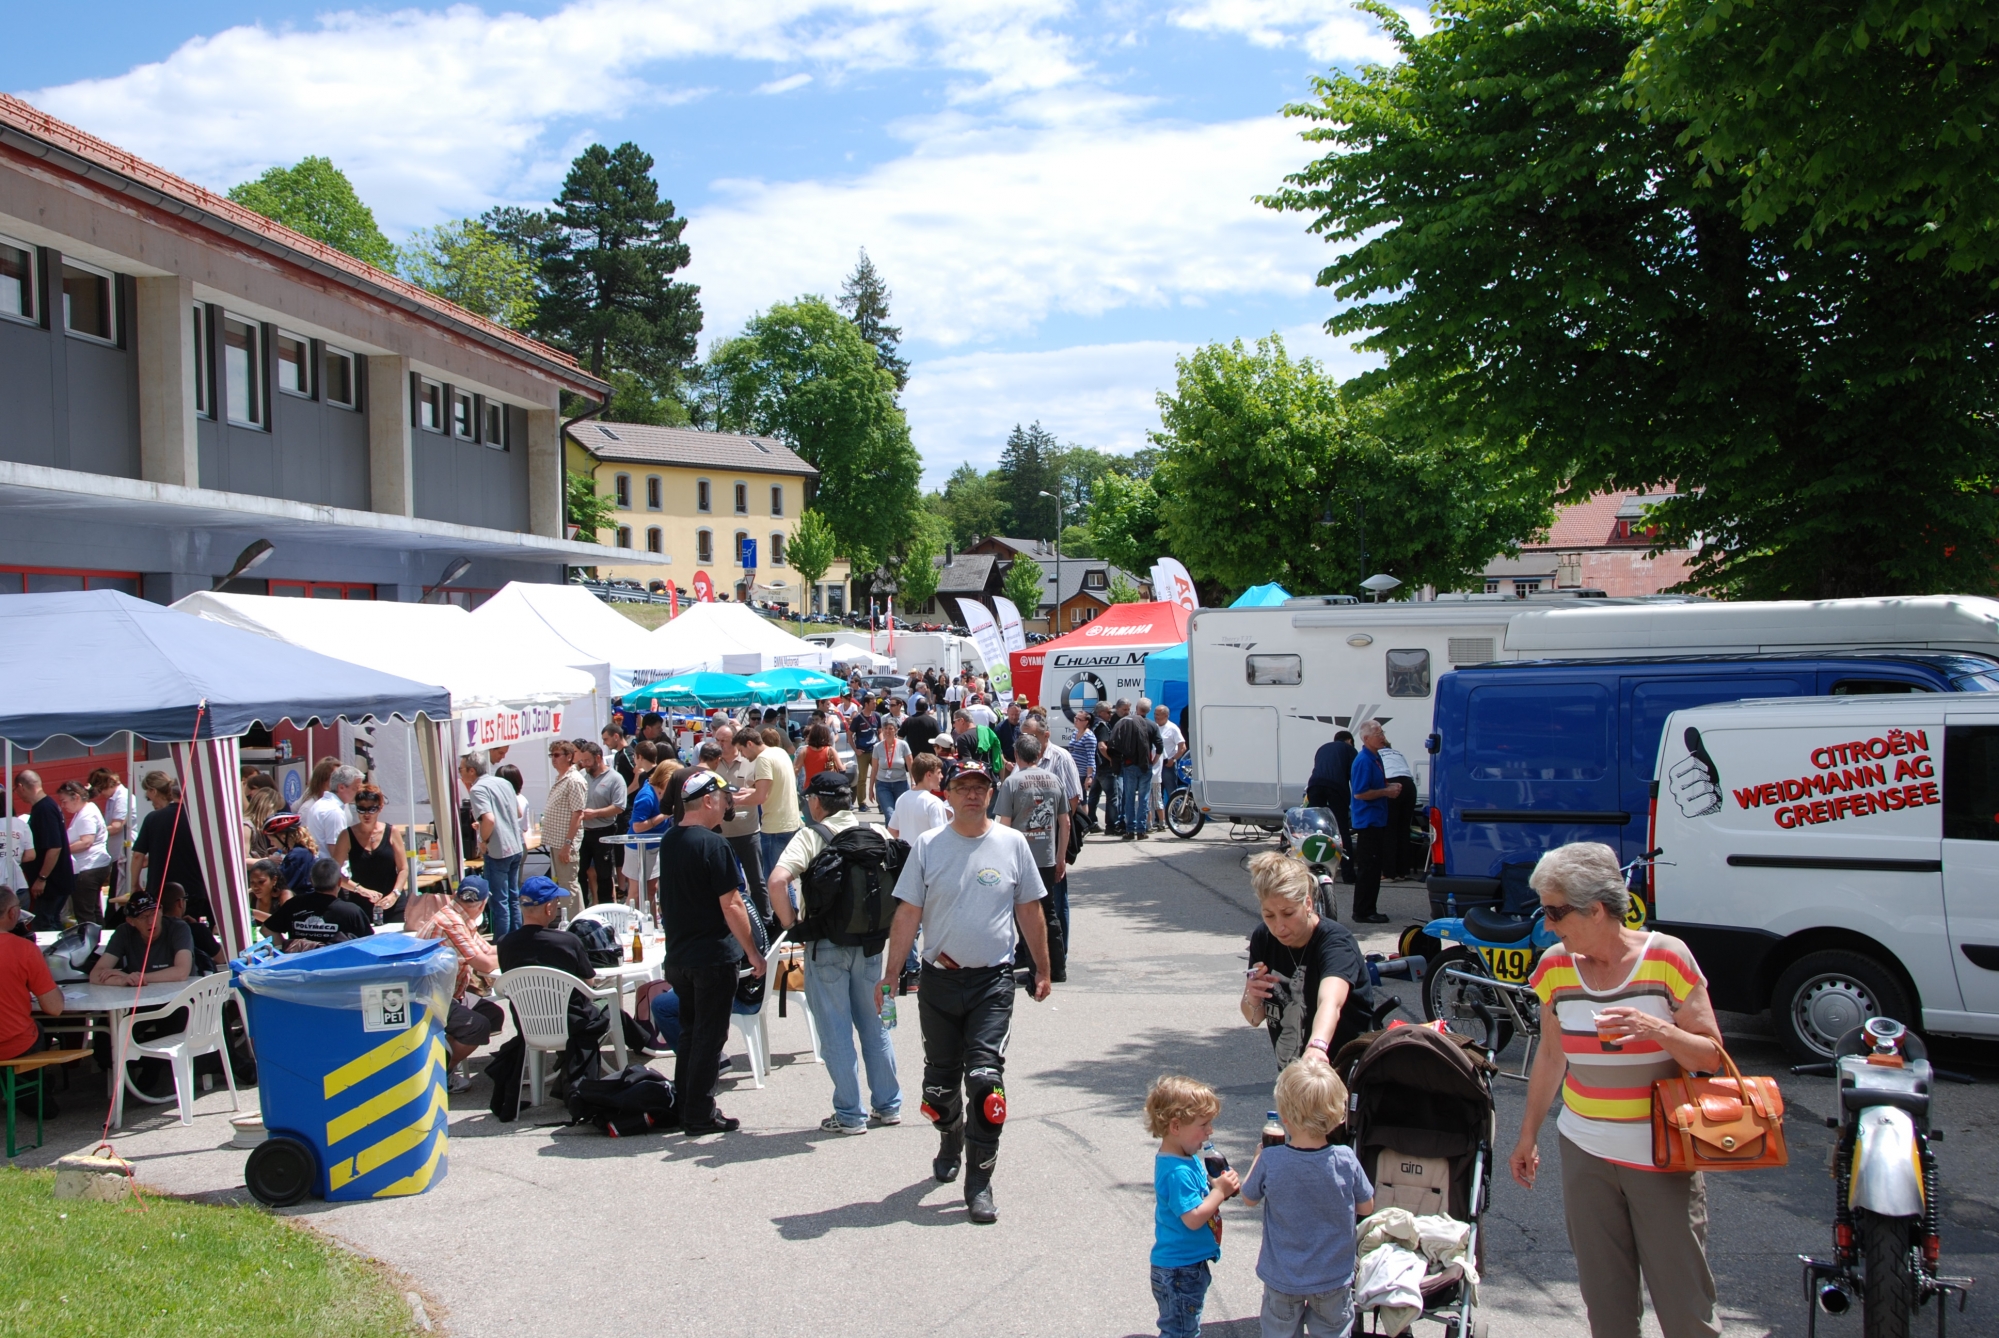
[754,72,813,94]
[1169,1,1429,64]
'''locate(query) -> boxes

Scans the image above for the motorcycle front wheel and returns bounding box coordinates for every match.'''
[1314,874,1336,921]
[1423,945,1516,1053]
[1860,1209,1918,1338]
[1166,788,1205,838]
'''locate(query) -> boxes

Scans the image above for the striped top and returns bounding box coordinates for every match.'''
[1529,934,1705,1169]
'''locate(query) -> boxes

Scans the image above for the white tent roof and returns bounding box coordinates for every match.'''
[172,592,594,713]
[466,583,684,694]
[647,601,834,675]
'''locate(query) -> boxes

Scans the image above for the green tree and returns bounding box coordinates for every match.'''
[788,508,839,594]
[1085,470,1165,577]
[710,296,923,567]
[1058,523,1096,559]
[1001,555,1045,616]
[1630,0,1999,275]
[602,369,692,426]
[1262,0,1999,597]
[996,422,1061,538]
[895,513,946,612]
[535,143,703,395]
[836,249,910,392]
[565,471,616,543]
[934,463,1008,548]
[399,218,538,327]
[228,157,396,270]
[1107,572,1144,604]
[1149,336,1547,596]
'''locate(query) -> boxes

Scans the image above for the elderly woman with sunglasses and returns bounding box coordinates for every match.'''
[333,782,407,924]
[1510,842,1724,1338]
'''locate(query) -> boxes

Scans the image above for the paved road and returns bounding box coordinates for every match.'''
[24,826,1999,1336]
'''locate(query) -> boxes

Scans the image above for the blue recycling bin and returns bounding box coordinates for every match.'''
[231,934,456,1206]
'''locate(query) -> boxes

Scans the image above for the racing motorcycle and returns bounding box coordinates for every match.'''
[1798,1017,1972,1338]
[1164,756,1205,838]
[1280,806,1341,921]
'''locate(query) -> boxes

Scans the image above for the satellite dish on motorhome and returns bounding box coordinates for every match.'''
[1360,574,1402,599]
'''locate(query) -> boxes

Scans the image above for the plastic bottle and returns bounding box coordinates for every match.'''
[1262,1111,1286,1148]
[1201,1138,1230,1180]
[879,991,898,1029]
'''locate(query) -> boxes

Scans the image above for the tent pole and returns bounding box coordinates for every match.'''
[3,741,11,891]
[304,727,313,797]
[406,720,419,899]
[124,732,135,900]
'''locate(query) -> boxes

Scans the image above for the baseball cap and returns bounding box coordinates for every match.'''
[805,769,853,798]
[680,770,725,804]
[124,888,160,915]
[518,875,566,905]
[452,875,490,904]
[946,762,996,788]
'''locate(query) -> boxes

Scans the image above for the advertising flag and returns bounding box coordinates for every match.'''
[1150,557,1199,613]
[993,596,1028,653]
[692,570,714,602]
[955,598,1013,696]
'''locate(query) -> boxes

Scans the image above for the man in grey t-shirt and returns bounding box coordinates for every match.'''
[575,740,628,906]
[881,762,1050,1226]
[996,733,1069,984]
[461,750,525,935]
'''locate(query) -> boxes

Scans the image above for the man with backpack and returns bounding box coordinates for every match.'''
[768,770,905,1135]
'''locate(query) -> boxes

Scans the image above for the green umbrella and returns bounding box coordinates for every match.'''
[619,672,784,710]
[745,666,847,700]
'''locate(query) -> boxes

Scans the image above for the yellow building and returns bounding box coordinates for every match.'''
[566,420,853,613]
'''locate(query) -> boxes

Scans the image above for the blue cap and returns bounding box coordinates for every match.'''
[519,876,566,905]
[452,874,490,904]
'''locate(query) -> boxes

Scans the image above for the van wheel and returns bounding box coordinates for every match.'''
[1772,950,1914,1063]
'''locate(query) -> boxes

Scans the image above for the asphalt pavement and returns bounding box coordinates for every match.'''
[19,822,1999,1336]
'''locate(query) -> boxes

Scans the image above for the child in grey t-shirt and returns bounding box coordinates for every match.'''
[1240,1059,1376,1336]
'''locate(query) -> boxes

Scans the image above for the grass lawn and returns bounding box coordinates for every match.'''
[0,1168,420,1338]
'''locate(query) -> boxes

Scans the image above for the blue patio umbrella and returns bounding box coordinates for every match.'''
[620,672,784,710]
[746,666,847,700]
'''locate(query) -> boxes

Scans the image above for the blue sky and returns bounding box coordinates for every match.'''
[17,1,1420,485]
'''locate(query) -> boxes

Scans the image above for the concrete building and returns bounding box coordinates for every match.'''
[0,92,652,607]
[1477,488,1696,597]
[565,419,852,612]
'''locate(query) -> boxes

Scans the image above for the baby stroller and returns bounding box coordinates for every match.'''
[1338,1022,1496,1337]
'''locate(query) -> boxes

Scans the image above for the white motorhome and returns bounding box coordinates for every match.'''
[1652,693,1999,1060]
[1187,594,1999,827]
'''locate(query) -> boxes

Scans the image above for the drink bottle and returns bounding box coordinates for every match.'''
[879,992,898,1029]
[1262,1111,1286,1148]
[1201,1139,1230,1180]
[631,925,644,963]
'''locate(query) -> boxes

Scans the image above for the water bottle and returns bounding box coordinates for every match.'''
[1262,1111,1286,1148]
[879,992,898,1030]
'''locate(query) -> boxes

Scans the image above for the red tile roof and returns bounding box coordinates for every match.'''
[0,91,606,395]
[1524,487,1682,550]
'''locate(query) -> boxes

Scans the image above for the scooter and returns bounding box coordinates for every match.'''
[1798,1017,1973,1338]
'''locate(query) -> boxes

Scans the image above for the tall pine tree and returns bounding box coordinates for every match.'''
[836,249,909,392]
[533,143,703,399]
[996,422,1060,539]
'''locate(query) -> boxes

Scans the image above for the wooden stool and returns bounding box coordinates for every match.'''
[2,1049,91,1157]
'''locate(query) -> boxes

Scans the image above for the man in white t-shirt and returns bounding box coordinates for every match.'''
[58,781,110,924]
[964,694,997,730]
[303,765,362,861]
[1151,703,1187,828]
[881,761,1049,1225]
[888,754,952,845]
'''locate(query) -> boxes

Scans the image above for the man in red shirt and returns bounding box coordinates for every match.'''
[0,888,62,1061]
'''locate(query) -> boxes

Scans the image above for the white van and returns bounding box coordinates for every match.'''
[1651,694,1999,1060]
[893,632,984,680]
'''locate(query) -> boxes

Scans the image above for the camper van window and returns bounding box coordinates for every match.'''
[1944,726,1999,841]
[1466,683,1613,781]
[1385,649,1431,697]
[1246,654,1302,686]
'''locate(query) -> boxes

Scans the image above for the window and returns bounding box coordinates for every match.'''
[414,377,443,431]
[734,482,748,514]
[1071,607,1097,627]
[61,260,113,341]
[1484,581,1500,595]
[1831,678,1934,696]
[697,479,712,512]
[1083,570,1107,590]
[827,585,845,617]
[770,532,786,566]
[734,530,749,567]
[275,331,312,397]
[1247,654,1303,686]
[646,476,662,510]
[483,399,506,446]
[1385,648,1431,697]
[614,474,631,509]
[0,236,33,323]
[696,529,713,564]
[0,566,141,596]
[223,315,265,428]
[771,485,784,517]
[452,389,474,439]
[1514,580,1541,597]
[1945,726,1999,841]
[269,581,376,599]
[646,526,663,554]
[615,525,632,549]
[322,346,356,408]
[1465,683,1613,781]
[191,305,210,417]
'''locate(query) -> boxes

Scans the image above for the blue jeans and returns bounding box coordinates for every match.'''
[484,852,523,937]
[1151,1261,1212,1338]
[801,940,901,1126]
[761,830,798,902]
[875,778,907,816]
[1121,764,1152,836]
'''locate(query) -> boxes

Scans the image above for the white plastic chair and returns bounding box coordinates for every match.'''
[730,933,823,1089]
[112,973,240,1130]
[574,903,647,937]
[495,966,624,1107]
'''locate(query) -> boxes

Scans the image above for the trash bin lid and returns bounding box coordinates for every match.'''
[233,933,457,1003]
[240,932,444,974]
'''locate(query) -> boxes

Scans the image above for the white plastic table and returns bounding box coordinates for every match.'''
[589,937,667,1067]
[50,980,189,1129]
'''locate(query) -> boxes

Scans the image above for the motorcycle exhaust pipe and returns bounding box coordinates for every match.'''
[1817,1281,1853,1316]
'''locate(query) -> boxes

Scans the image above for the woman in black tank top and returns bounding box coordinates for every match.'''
[334,782,407,923]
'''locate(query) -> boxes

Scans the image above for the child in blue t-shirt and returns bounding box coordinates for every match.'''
[1241,1059,1376,1337]
[1146,1075,1241,1338]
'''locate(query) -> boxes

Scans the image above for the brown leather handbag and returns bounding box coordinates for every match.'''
[1650,1046,1788,1171]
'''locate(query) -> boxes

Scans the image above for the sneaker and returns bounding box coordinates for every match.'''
[820,1116,869,1135]
[641,1041,675,1058]
[447,1071,471,1093]
[869,1109,903,1127]
[682,1115,742,1136]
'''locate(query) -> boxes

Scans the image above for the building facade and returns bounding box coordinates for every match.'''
[566,420,852,612]
[0,93,644,606]
[1476,488,1695,597]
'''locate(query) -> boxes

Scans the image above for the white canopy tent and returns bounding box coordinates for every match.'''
[173,591,595,827]
[647,601,835,675]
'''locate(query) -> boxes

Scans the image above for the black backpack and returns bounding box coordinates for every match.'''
[798,822,908,951]
[571,917,624,968]
[566,1064,678,1136]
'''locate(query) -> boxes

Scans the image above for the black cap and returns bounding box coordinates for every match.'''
[805,769,854,798]
[124,889,160,915]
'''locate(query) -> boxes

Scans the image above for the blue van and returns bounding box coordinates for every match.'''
[1422,654,1999,917]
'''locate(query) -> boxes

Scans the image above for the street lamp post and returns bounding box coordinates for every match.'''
[1039,488,1061,635]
